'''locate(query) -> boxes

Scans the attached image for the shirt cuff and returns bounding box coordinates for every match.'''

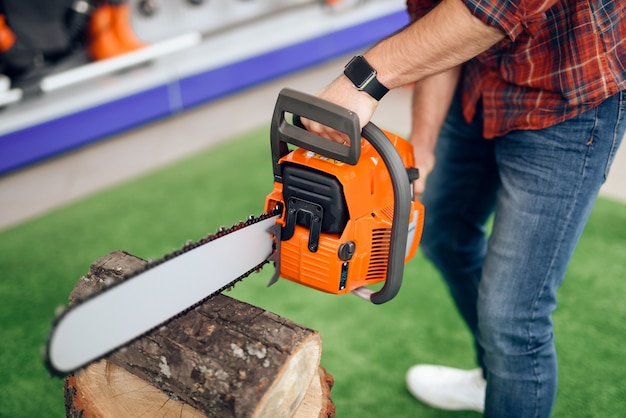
[461,0,550,40]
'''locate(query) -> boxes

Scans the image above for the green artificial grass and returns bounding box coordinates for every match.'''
[1,125,625,417]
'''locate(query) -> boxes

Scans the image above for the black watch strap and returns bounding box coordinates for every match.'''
[343,55,389,101]
[363,76,389,101]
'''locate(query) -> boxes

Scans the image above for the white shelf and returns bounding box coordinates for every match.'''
[0,0,408,174]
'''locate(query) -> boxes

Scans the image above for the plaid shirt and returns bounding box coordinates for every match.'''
[406,0,626,138]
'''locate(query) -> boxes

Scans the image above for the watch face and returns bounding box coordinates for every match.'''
[345,56,375,88]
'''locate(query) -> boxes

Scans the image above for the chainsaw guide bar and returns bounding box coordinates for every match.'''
[45,209,280,376]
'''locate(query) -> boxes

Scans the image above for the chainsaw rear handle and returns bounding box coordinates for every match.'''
[270,88,411,304]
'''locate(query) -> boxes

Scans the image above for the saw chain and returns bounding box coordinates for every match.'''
[126,208,281,292]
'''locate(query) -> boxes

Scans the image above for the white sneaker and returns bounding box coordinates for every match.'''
[406,365,486,413]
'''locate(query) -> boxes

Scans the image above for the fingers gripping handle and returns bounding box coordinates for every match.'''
[271,88,361,179]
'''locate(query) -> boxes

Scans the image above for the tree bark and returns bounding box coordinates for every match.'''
[63,251,335,418]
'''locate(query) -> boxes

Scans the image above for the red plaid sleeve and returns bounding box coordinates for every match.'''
[404,0,626,138]
[462,0,559,40]
[408,0,559,40]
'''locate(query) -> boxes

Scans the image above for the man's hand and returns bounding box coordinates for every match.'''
[302,75,379,144]
[410,138,436,200]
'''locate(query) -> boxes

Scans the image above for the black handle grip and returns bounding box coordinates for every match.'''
[271,88,361,179]
[270,88,410,304]
[360,122,411,304]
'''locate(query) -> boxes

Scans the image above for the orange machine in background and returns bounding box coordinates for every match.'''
[0,14,15,53]
[0,0,145,83]
[88,1,145,61]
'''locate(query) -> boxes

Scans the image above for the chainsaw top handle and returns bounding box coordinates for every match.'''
[271,88,361,174]
[270,88,411,304]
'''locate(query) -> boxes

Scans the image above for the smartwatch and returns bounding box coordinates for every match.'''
[343,55,389,101]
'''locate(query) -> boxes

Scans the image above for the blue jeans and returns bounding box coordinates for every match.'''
[420,90,625,417]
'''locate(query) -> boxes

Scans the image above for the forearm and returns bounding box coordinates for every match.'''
[310,0,503,141]
[410,66,461,147]
[366,0,504,90]
[410,67,461,197]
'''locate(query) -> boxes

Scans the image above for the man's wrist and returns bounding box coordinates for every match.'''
[343,55,389,101]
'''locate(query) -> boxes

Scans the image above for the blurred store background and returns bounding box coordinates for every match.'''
[0,0,624,230]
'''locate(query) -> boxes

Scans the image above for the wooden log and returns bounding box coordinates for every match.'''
[64,361,335,418]
[63,251,335,417]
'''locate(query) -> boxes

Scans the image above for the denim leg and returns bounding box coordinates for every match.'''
[479,91,626,418]
[421,93,500,369]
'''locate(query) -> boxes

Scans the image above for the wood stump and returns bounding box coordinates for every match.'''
[63,251,335,418]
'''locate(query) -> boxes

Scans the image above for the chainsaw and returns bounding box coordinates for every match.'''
[44,88,424,376]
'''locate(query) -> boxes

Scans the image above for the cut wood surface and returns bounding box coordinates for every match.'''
[65,360,207,418]
[64,360,335,418]
[63,251,335,417]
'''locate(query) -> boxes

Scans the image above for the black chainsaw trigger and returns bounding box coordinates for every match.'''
[283,197,323,252]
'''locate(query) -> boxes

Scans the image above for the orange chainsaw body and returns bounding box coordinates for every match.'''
[265,129,424,295]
